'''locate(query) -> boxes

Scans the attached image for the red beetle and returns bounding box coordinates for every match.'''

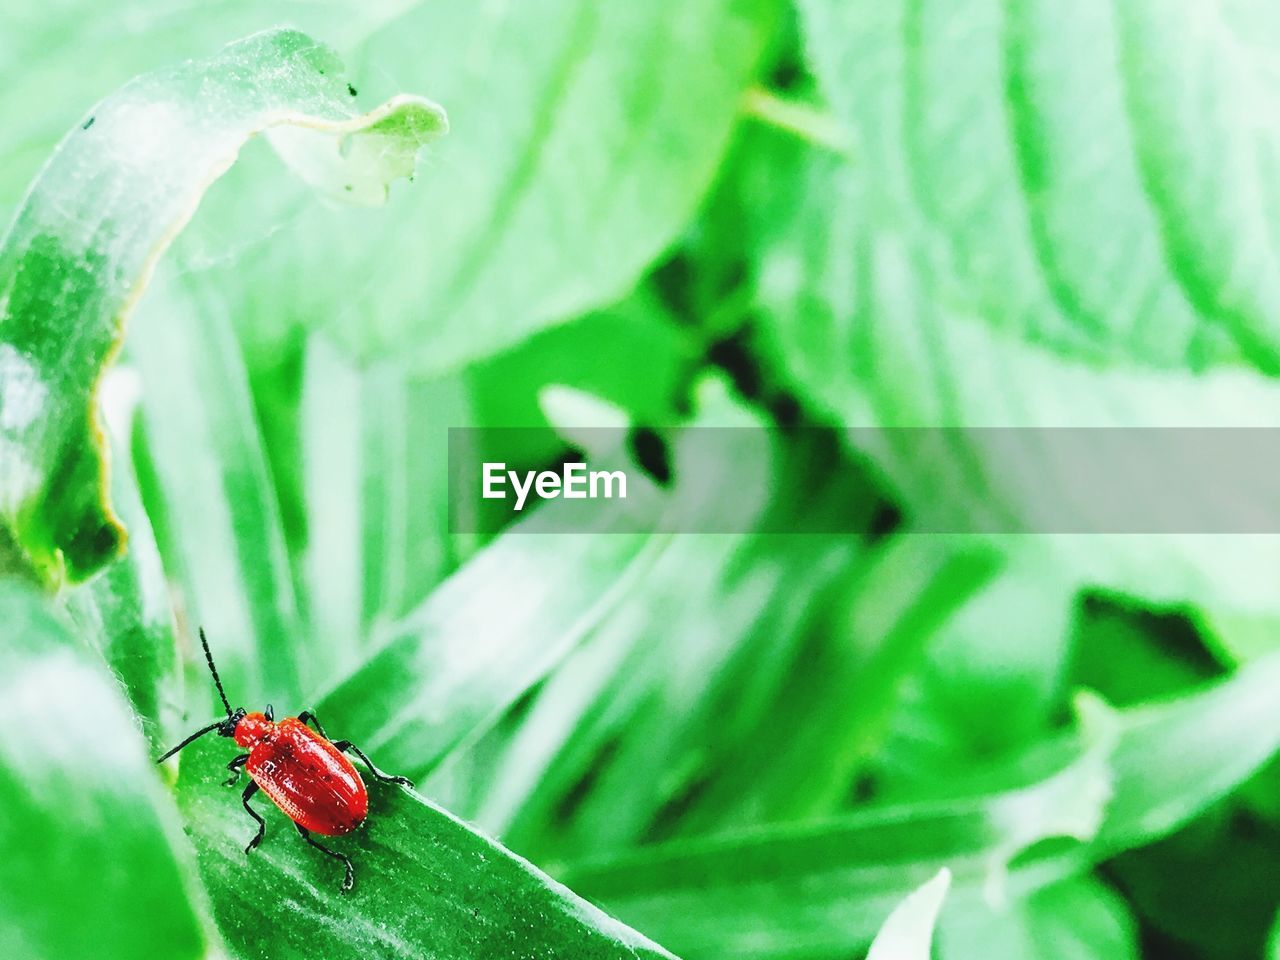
[158,629,411,891]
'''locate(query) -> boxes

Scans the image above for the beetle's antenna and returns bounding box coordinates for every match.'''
[200,627,234,719]
[156,719,225,763]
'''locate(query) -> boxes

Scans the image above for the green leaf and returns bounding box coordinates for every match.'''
[1095,649,1280,852]
[740,109,1280,615]
[61,371,182,752]
[0,27,445,586]
[869,547,1075,800]
[4,0,778,376]
[173,0,781,374]
[937,876,1139,960]
[315,378,757,804]
[315,519,670,781]
[175,734,676,960]
[563,652,1280,959]
[130,268,308,708]
[1108,0,1280,367]
[464,288,696,469]
[562,702,1117,959]
[300,339,472,683]
[729,1,1280,617]
[1108,809,1280,960]
[0,583,207,960]
[794,0,1253,368]
[295,288,694,678]
[666,535,1002,835]
[867,869,950,960]
[431,384,881,858]
[475,531,861,861]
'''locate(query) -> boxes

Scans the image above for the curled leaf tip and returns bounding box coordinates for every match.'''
[0,29,446,587]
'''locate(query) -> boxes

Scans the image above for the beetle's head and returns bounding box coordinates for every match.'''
[217,707,248,739]
[231,710,274,748]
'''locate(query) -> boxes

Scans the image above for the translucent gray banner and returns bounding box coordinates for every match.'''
[447,427,1280,534]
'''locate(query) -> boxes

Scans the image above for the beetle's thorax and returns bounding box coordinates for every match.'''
[233,711,275,748]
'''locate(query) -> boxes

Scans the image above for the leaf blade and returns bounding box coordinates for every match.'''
[177,735,677,960]
[0,583,208,960]
[0,27,444,585]
[866,868,950,960]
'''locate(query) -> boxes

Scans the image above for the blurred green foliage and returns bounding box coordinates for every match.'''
[2,2,1280,959]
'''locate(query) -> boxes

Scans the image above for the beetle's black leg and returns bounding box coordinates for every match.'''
[223,753,249,787]
[296,823,355,893]
[331,739,413,788]
[296,710,328,737]
[300,710,414,787]
[241,782,266,854]
[265,703,274,722]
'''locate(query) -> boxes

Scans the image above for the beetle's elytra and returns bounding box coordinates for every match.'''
[157,629,411,892]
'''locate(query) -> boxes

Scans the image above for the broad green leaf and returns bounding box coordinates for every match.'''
[1110,0,1280,366]
[0,27,445,586]
[175,734,675,960]
[867,869,950,960]
[794,0,1257,369]
[297,288,693,680]
[0,584,208,960]
[114,0,780,381]
[0,3,423,210]
[1270,910,1280,960]
[728,1,1280,616]
[5,0,778,377]
[472,530,860,862]
[739,100,1280,614]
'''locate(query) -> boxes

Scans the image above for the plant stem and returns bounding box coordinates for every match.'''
[741,86,856,157]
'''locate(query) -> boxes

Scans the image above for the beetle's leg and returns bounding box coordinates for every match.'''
[296,710,329,737]
[241,782,266,854]
[296,824,355,893]
[264,703,274,722]
[331,739,413,788]
[299,710,414,788]
[223,754,249,787]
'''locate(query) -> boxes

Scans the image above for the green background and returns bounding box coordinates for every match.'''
[2,1,1279,958]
